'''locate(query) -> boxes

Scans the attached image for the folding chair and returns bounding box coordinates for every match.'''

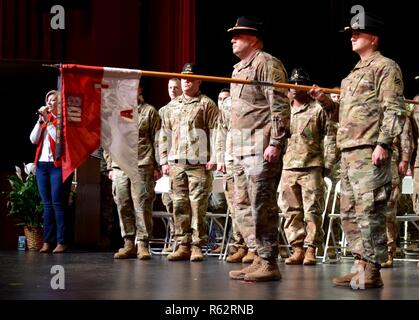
[396,176,419,262]
[321,177,333,229]
[322,180,350,263]
[316,177,333,258]
[205,177,230,258]
[149,176,176,255]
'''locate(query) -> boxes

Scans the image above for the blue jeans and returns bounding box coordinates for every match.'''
[36,162,73,244]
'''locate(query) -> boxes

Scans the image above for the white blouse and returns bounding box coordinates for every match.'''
[30,120,57,162]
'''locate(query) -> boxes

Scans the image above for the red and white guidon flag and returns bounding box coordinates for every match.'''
[61,64,141,183]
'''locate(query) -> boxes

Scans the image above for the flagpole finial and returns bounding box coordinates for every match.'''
[42,64,60,68]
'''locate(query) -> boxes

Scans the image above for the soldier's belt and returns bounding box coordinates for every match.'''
[170,159,207,166]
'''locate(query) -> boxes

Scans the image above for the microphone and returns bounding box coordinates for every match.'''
[36,106,50,116]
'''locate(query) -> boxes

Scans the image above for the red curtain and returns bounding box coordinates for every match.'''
[141,0,196,107]
[0,0,195,106]
[174,0,196,71]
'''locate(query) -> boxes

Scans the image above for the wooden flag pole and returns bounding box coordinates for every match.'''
[140,70,341,94]
[43,65,419,105]
[140,70,417,105]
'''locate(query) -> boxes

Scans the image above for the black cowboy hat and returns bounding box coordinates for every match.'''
[289,68,312,85]
[340,12,384,36]
[227,16,263,37]
[181,63,199,74]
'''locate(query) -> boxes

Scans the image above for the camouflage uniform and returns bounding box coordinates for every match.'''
[411,104,419,214]
[386,117,413,253]
[159,105,174,237]
[322,51,406,264]
[216,96,246,248]
[230,49,290,259]
[159,93,218,246]
[324,120,341,181]
[279,100,333,248]
[323,119,341,256]
[107,102,161,241]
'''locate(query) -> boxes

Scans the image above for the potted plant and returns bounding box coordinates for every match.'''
[4,163,44,250]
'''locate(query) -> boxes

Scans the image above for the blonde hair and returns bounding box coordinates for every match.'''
[45,90,57,104]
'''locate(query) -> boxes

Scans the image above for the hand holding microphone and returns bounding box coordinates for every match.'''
[37,106,50,123]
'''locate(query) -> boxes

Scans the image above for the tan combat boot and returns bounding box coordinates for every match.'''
[226,247,247,263]
[381,251,394,268]
[303,246,317,265]
[162,246,174,253]
[190,245,204,262]
[211,245,222,254]
[285,246,305,265]
[327,248,337,259]
[278,247,290,259]
[137,240,151,260]
[229,256,263,280]
[244,258,281,282]
[242,250,256,263]
[114,237,137,259]
[229,246,238,255]
[333,259,364,287]
[363,261,384,288]
[167,244,191,261]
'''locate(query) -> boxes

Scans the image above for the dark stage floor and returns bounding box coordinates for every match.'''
[1,250,418,300]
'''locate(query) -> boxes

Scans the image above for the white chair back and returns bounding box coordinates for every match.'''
[154,175,170,193]
[402,176,413,194]
[321,177,333,228]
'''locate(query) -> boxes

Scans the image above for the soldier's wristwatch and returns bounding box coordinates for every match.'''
[377,142,390,150]
[269,143,280,149]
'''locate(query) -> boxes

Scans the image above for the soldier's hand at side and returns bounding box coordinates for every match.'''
[206,162,216,171]
[406,168,413,176]
[372,145,389,165]
[162,164,170,176]
[264,145,280,163]
[108,170,113,181]
[217,163,226,174]
[398,161,409,176]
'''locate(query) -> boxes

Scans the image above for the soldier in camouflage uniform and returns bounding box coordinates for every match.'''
[326,88,341,182]
[216,90,254,263]
[159,63,219,262]
[278,68,334,266]
[382,114,413,268]
[159,78,182,253]
[226,17,290,282]
[322,89,341,259]
[311,13,406,288]
[106,84,161,260]
[410,93,419,268]
[411,95,419,214]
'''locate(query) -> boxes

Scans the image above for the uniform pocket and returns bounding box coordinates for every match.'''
[238,70,257,103]
[188,105,204,126]
[373,183,391,204]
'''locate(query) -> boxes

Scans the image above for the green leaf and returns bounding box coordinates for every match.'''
[4,163,43,227]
